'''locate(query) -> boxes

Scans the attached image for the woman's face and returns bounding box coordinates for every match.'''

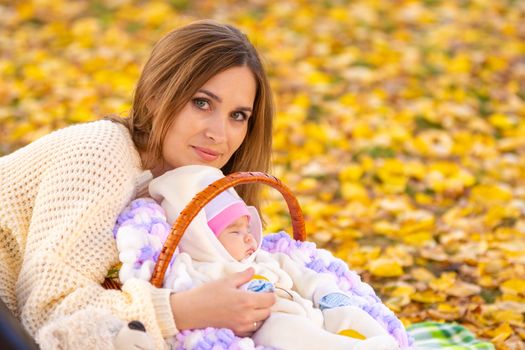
[158,66,256,175]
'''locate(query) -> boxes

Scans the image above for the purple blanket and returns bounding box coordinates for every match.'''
[114,198,412,349]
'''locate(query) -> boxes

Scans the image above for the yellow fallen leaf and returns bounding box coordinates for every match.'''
[470,184,513,204]
[346,247,382,269]
[437,303,461,313]
[447,281,481,297]
[427,303,463,321]
[500,279,525,295]
[489,113,517,130]
[369,258,404,277]
[488,323,513,342]
[402,232,434,246]
[404,160,426,180]
[429,272,456,291]
[483,309,524,327]
[414,130,453,157]
[385,295,410,312]
[296,178,319,192]
[496,241,525,261]
[339,164,364,182]
[372,221,399,236]
[384,246,414,266]
[478,259,508,275]
[491,302,525,313]
[400,218,435,234]
[346,254,367,269]
[379,176,408,194]
[448,53,472,74]
[340,182,370,203]
[411,290,447,304]
[306,70,331,86]
[516,327,525,340]
[420,246,449,262]
[415,193,433,205]
[411,267,435,282]
[483,205,520,228]
[333,227,363,240]
[500,294,525,303]
[391,284,416,297]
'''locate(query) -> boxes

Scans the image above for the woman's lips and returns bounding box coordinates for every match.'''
[192,146,220,162]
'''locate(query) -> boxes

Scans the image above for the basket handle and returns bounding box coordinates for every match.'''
[150,171,306,287]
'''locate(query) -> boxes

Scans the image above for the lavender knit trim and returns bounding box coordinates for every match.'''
[169,328,274,350]
[114,198,412,349]
[262,232,411,347]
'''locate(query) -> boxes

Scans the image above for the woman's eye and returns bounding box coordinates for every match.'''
[231,111,248,121]
[193,98,210,110]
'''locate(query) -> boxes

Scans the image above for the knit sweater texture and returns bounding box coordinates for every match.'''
[0,120,176,349]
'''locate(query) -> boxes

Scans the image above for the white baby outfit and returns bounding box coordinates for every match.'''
[148,165,399,350]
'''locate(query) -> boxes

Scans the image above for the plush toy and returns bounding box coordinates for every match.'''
[114,320,155,350]
[36,306,155,350]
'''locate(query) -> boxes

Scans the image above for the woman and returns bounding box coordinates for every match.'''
[0,20,275,349]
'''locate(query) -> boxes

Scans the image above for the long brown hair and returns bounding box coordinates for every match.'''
[110,20,274,210]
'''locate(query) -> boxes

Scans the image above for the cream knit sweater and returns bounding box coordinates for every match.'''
[0,120,176,349]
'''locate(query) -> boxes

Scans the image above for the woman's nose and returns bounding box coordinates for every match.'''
[204,113,227,143]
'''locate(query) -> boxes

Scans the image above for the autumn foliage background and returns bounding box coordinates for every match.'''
[1,0,525,348]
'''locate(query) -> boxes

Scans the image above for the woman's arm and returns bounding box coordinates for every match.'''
[11,122,174,349]
[13,121,273,348]
[170,268,275,337]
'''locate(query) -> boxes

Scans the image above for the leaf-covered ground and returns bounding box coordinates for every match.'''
[1,1,524,348]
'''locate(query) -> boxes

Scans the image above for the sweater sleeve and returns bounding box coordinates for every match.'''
[13,122,176,349]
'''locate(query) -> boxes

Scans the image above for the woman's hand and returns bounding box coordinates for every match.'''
[170,268,275,337]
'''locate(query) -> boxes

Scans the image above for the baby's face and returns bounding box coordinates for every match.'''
[217,216,257,261]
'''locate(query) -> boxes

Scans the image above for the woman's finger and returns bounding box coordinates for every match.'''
[226,267,255,287]
[228,292,273,336]
[249,290,276,309]
[170,270,275,335]
[251,308,271,324]
[234,318,264,337]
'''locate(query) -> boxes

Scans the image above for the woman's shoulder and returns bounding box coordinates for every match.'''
[35,120,136,160]
[57,120,141,168]
[50,120,132,148]
[2,120,141,175]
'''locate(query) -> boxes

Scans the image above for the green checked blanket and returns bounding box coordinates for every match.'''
[407,321,495,349]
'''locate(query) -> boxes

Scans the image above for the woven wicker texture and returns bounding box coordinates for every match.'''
[103,171,306,290]
[150,171,306,287]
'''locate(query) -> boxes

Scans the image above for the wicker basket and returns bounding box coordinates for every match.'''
[103,171,306,290]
